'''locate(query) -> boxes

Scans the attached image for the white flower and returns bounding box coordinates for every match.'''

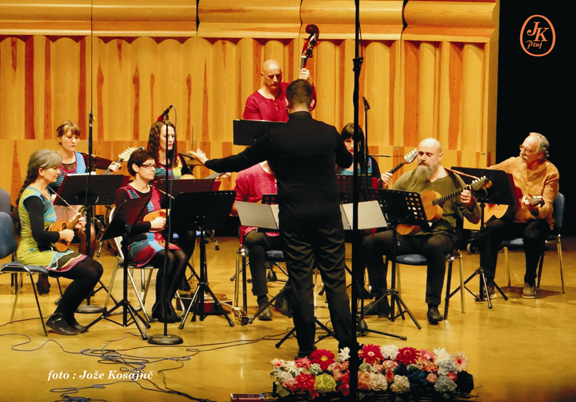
[380,344,399,360]
[433,347,452,363]
[336,347,350,362]
[389,375,410,394]
[359,362,373,372]
[271,358,285,367]
[283,361,301,376]
[308,363,322,376]
[371,373,388,392]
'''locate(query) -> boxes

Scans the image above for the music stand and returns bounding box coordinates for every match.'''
[55,173,127,313]
[369,189,430,330]
[173,191,237,328]
[336,175,378,203]
[153,179,214,196]
[233,119,285,146]
[447,167,514,307]
[82,196,151,339]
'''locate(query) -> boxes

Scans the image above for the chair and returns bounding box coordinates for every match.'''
[103,207,158,322]
[0,188,11,214]
[0,211,50,336]
[389,249,465,321]
[502,192,565,297]
[233,246,290,320]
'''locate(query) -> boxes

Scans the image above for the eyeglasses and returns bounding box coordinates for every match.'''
[519,145,537,154]
[140,163,157,169]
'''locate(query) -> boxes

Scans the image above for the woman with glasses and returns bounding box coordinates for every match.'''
[114,149,187,323]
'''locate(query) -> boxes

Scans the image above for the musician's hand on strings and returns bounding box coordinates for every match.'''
[380,172,393,189]
[150,216,166,231]
[188,149,208,165]
[460,189,474,207]
[215,172,231,180]
[298,68,312,85]
[59,229,75,243]
[75,216,86,230]
[107,162,121,173]
[521,195,539,211]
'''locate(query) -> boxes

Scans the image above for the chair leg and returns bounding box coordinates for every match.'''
[444,260,453,320]
[505,247,511,287]
[459,255,465,314]
[30,273,48,336]
[10,273,22,324]
[535,249,545,299]
[557,239,565,294]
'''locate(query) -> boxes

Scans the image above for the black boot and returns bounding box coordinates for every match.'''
[46,312,78,335]
[36,273,51,295]
[360,294,390,318]
[427,304,443,324]
[152,302,179,323]
[65,315,86,333]
[256,295,273,321]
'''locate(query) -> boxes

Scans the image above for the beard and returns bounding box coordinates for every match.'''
[414,161,438,181]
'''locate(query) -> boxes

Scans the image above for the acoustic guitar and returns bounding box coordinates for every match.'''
[49,206,86,252]
[484,195,543,224]
[397,176,490,236]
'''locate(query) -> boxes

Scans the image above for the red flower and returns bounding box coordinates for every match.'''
[310,349,335,371]
[296,372,316,393]
[338,372,350,396]
[359,344,384,365]
[447,372,458,382]
[396,347,419,365]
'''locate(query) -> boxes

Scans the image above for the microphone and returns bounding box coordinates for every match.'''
[157,105,173,122]
[362,97,370,111]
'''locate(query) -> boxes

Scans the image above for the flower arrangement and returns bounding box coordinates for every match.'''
[271,344,474,401]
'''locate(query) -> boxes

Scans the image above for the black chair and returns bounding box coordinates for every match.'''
[501,192,565,297]
[0,212,51,335]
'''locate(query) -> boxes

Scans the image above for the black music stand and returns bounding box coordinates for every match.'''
[153,178,214,196]
[173,191,236,328]
[55,173,127,313]
[447,167,514,307]
[82,196,151,339]
[369,189,430,330]
[336,174,378,203]
[233,119,285,145]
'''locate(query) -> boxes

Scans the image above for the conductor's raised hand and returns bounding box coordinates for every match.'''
[188,149,208,165]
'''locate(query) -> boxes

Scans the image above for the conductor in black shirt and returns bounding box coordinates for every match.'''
[190,80,353,357]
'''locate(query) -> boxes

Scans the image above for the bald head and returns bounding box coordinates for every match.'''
[261,59,283,95]
[419,138,442,153]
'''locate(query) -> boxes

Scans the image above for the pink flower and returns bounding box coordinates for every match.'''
[295,357,311,369]
[426,373,438,383]
[447,372,458,382]
[310,349,335,371]
[382,360,397,371]
[452,351,469,372]
[282,377,299,391]
[360,344,384,365]
[358,371,372,390]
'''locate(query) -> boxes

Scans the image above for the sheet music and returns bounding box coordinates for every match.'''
[341,201,388,230]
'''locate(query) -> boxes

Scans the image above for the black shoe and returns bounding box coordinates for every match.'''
[427,304,444,324]
[46,313,78,335]
[152,302,179,323]
[360,297,390,318]
[257,297,273,321]
[36,273,51,295]
[66,316,86,333]
[295,347,317,360]
[180,277,191,292]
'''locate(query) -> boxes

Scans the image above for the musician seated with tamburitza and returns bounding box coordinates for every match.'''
[242,59,314,122]
[113,149,187,323]
[231,161,279,320]
[14,149,103,335]
[34,120,119,295]
[363,138,481,324]
[479,132,559,299]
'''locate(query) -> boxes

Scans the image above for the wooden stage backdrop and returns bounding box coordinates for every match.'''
[0,0,499,204]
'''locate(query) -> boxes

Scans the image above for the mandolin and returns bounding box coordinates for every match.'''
[378,149,418,186]
[104,146,144,175]
[397,176,490,236]
[49,206,86,252]
[484,195,543,224]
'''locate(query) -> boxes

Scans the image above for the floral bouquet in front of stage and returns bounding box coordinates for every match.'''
[270,344,475,401]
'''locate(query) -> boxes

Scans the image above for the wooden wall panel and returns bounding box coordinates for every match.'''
[0,0,499,205]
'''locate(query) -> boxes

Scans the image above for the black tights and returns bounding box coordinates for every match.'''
[149,249,187,308]
[50,257,103,321]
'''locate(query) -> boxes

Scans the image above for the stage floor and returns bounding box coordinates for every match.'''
[1,236,575,402]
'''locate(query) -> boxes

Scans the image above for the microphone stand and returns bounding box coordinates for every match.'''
[148,109,183,345]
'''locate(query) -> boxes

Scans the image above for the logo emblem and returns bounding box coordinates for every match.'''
[520,15,556,57]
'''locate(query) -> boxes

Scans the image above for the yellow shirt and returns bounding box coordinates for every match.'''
[491,156,559,229]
